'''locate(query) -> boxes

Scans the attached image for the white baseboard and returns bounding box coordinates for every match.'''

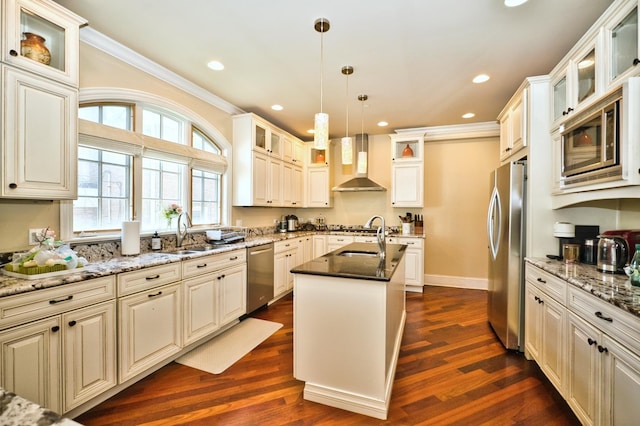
[424,274,487,290]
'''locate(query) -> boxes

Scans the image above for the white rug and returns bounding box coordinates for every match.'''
[176,318,283,374]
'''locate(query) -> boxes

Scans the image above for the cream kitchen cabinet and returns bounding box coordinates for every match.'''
[326,234,353,253]
[605,2,640,87]
[312,234,328,258]
[233,113,282,158]
[117,263,183,383]
[305,141,331,208]
[283,162,303,207]
[498,86,526,161]
[295,235,312,264]
[1,65,78,199]
[218,263,247,325]
[390,133,424,208]
[283,136,304,165]
[246,151,282,206]
[274,240,298,298]
[182,249,246,346]
[0,275,116,414]
[387,236,424,292]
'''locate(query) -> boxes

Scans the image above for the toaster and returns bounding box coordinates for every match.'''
[601,230,640,263]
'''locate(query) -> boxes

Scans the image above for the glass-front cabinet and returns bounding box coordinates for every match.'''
[390,134,423,162]
[606,4,639,86]
[2,0,85,85]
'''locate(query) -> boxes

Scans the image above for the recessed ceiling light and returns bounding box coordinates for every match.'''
[462,113,475,119]
[207,60,224,71]
[271,104,283,111]
[307,129,315,134]
[377,121,388,127]
[473,74,490,83]
[504,0,528,6]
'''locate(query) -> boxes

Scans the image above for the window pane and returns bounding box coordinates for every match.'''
[192,169,220,225]
[102,105,130,130]
[142,158,185,231]
[143,109,161,138]
[78,146,99,161]
[162,115,181,143]
[101,198,127,228]
[102,150,128,166]
[79,106,100,123]
[193,128,221,154]
[102,164,128,196]
[73,197,99,230]
[77,160,99,197]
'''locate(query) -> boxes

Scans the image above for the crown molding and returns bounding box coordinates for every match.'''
[79,27,245,116]
[395,121,499,141]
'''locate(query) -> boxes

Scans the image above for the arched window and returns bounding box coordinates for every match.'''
[61,92,230,241]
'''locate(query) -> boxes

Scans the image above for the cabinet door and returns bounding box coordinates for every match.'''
[312,235,327,258]
[509,92,526,153]
[0,316,61,413]
[219,264,247,325]
[62,300,116,412]
[274,251,288,298]
[282,163,302,207]
[2,65,77,199]
[118,282,182,383]
[524,283,542,362]
[183,274,219,346]
[292,166,303,207]
[306,167,330,207]
[404,246,423,287]
[566,312,600,426]
[268,157,282,206]
[252,152,269,206]
[541,295,566,393]
[601,335,640,426]
[391,163,423,207]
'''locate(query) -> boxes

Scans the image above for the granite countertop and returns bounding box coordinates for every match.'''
[0,387,80,425]
[290,242,407,282]
[0,230,421,298]
[526,257,640,319]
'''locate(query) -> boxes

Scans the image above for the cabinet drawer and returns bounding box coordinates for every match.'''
[117,263,182,296]
[0,276,116,330]
[182,249,246,279]
[327,235,354,245]
[568,287,640,356]
[274,240,297,254]
[387,237,424,248]
[525,263,566,304]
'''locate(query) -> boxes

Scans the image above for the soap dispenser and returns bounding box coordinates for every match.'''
[151,231,162,251]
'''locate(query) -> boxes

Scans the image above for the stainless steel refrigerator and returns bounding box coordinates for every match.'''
[487,161,526,351]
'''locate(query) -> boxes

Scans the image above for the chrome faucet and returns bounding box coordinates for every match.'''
[176,212,192,247]
[364,215,386,259]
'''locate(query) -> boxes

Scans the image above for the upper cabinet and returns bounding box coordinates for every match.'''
[2,0,85,86]
[498,88,527,161]
[390,133,424,208]
[606,3,639,87]
[0,0,85,200]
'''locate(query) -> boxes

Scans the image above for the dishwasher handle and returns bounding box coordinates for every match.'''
[249,246,273,256]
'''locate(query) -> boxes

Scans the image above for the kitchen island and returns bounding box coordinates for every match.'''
[291,242,407,420]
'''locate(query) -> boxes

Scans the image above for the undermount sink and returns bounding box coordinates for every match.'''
[171,249,198,255]
[165,245,216,255]
[337,250,379,257]
[187,245,215,251]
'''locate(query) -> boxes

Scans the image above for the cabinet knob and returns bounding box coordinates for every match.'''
[587,338,597,346]
[8,183,17,189]
[68,320,77,327]
[51,326,60,332]
[633,58,640,66]
[9,49,18,57]
[597,345,608,354]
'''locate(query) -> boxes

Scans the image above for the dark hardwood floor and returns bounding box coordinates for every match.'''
[74,286,579,425]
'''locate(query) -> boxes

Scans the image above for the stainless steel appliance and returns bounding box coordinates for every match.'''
[487,161,526,351]
[287,215,298,232]
[246,243,274,315]
[597,235,629,273]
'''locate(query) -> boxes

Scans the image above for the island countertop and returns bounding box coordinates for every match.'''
[290,242,407,282]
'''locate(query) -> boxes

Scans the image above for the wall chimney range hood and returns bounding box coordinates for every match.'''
[332,134,387,192]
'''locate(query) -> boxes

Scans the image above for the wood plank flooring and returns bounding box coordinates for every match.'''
[74,286,579,425]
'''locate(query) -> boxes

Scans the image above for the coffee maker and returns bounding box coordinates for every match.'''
[550,222,575,260]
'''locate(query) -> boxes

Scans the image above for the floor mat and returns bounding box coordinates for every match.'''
[175,318,283,374]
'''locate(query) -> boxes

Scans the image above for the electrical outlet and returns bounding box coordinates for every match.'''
[28,228,44,245]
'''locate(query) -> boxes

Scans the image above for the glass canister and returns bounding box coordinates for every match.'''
[629,244,640,286]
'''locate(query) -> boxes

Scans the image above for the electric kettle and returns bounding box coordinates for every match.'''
[597,235,629,273]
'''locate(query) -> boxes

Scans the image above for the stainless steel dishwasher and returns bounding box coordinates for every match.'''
[246,243,274,315]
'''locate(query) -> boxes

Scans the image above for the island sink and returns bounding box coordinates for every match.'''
[337,249,379,257]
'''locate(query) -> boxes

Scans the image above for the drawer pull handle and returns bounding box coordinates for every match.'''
[587,338,597,346]
[595,311,613,322]
[9,49,18,57]
[51,326,60,332]
[146,275,161,280]
[230,256,238,260]
[148,291,162,298]
[597,345,609,354]
[196,264,208,268]
[68,320,77,327]
[536,277,546,284]
[49,295,73,304]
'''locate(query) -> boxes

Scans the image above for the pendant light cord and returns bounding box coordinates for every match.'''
[319,24,324,114]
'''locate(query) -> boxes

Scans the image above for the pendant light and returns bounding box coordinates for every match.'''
[314,18,330,150]
[341,65,353,165]
[357,94,368,174]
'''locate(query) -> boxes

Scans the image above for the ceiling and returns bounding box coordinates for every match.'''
[54,0,614,140]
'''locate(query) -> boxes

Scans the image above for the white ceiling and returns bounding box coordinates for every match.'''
[54,0,614,140]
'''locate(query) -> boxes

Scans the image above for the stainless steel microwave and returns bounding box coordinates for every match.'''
[560,88,622,188]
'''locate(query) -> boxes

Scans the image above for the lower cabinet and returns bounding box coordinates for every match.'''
[0,276,116,414]
[274,240,298,298]
[183,274,220,346]
[327,235,354,253]
[118,282,182,383]
[387,236,424,292]
[312,235,328,258]
[218,263,247,325]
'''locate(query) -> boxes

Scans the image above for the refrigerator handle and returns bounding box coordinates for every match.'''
[487,186,502,260]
